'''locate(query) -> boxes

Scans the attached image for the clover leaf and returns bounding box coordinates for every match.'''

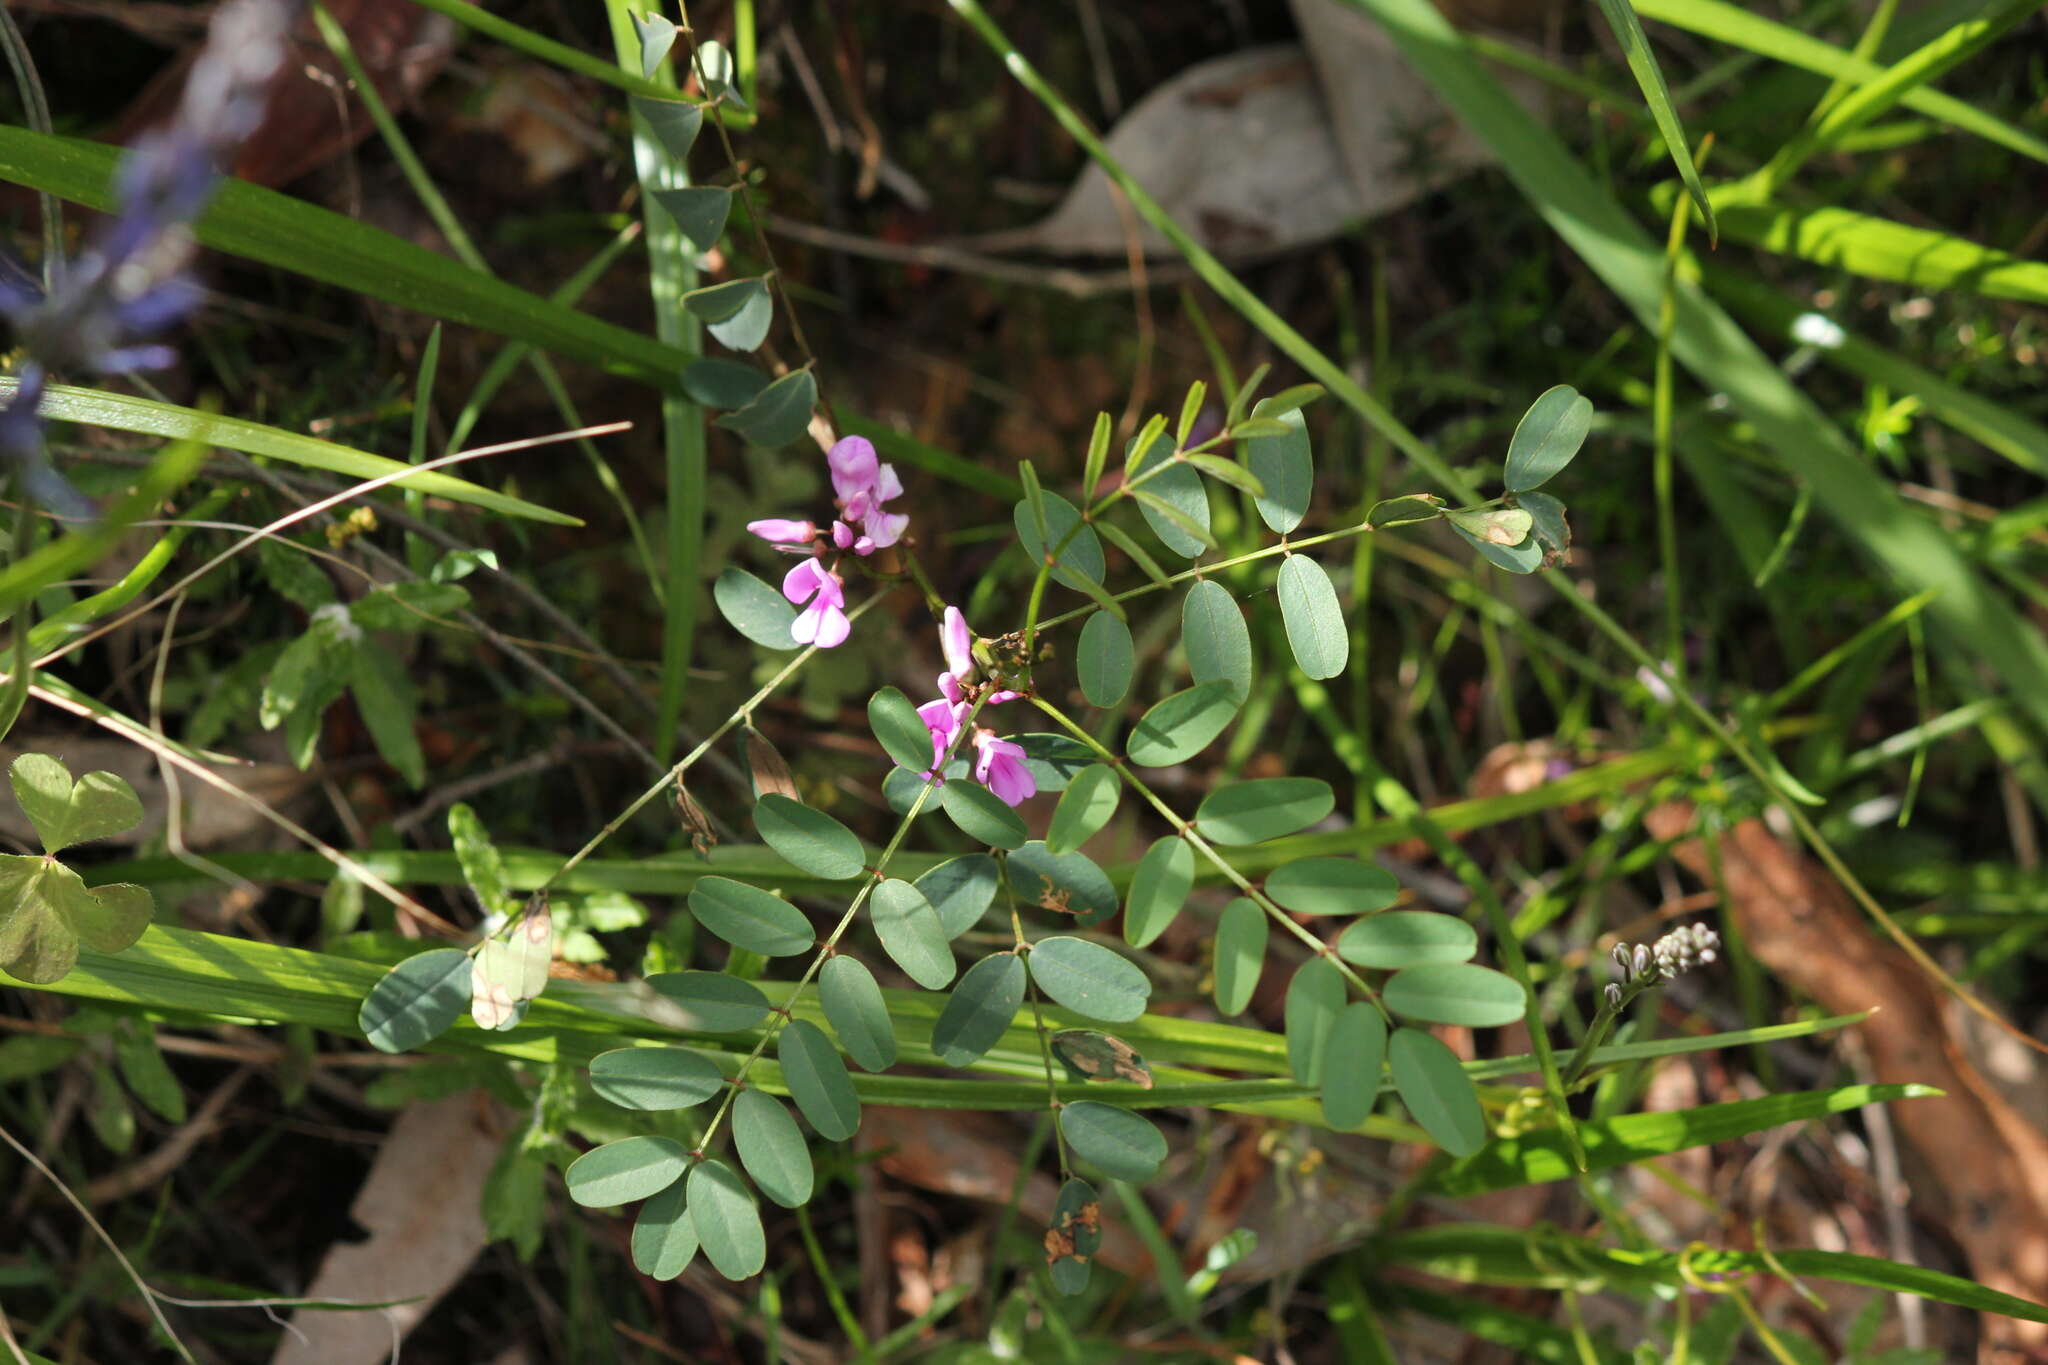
[0,754,154,984]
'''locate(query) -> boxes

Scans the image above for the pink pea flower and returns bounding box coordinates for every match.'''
[783,558,850,648]
[748,518,816,547]
[973,731,1037,806]
[828,436,879,508]
[918,695,965,770]
[941,606,973,680]
[824,435,908,551]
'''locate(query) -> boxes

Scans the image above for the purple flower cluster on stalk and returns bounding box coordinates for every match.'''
[747,435,909,648]
[0,0,297,517]
[914,606,1035,807]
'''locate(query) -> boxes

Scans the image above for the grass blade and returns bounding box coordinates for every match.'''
[1591,0,1715,243]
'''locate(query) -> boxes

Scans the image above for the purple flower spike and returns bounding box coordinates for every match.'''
[747,518,816,546]
[783,558,850,649]
[973,733,1037,807]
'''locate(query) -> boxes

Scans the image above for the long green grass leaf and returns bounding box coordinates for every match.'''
[0,378,576,524]
[0,128,685,385]
[1424,1083,1938,1197]
[1632,0,2048,166]
[1591,0,1715,242]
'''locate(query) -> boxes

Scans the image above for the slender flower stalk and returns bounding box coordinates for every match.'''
[0,0,298,517]
[1562,923,1722,1087]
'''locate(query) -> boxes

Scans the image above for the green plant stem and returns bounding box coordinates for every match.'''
[1001,853,1071,1174]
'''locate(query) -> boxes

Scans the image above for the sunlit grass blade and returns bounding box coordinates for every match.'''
[0,379,575,524]
[1690,195,2048,305]
[1591,0,1715,243]
[0,435,205,621]
[1340,0,2048,744]
[1632,0,2048,166]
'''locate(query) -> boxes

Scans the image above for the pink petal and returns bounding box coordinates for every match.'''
[864,508,909,549]
[873,463,904,503]
[782,557,827,606]
[813,604,852,649]
[941,606,972,679]
[986,753,1037,806]
[986,689,1023,705]
[831,520,856,550]
[827,436,878,502]
[938,673,963,706]
[748,518,815,545]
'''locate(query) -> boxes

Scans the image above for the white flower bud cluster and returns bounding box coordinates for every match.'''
[1650,922,1719,980]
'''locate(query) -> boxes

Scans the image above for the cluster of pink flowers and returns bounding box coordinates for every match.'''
[748,436,909,648]
[913,607,1036,807]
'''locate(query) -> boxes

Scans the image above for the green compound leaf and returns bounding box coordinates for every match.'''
[1076,610,1135,709]
[1014,489,1105,591]
[1195,777,1334,845]
[688,877,815,957]
[1011,733,1096,792]
[1127,431,1210,559]
[684,277,774,354]
[588,1046,724,1111]
[629,14,678,79]
[1367,493,1445,528]
[1212,897,1267,1017]
[1126,679,1237,767]
[778,1018,860,1140]
[10,754,145,854]
[1276,555,1349,680]
[733,1089,814,1209]
[819,956,896,1072]
[869,878,955,990]
[931,950,1026,1067]
[358,948,469,1054]
[1123,836,1193,949]
[688,1159,766,1279]
[717,368,815,445]
[1264,857,1401,916]
[940,780,1028,850]
[0,858,153,986]
[566,1135,688,1208]
[446,806,509,912]
[1446,507,1533,548]
[1059,1101,1166,1183]
[1382,963,1526,1028]
[870,687,936,772]
[1338,912,1479,970]
[1027,936,1151,1024]
[631,1182,697,1281]
[1505,384,1594,493]
[632,92,701,159]
[1183,451,1264,496]
[1045,764,1119,855]
[1321,1001,1388,1131]
[1518,489,1571,567]
[1046,1177,1103,1295]
[651,185,731,252]
[683,276,767,324]
[1284,957,1346,1086]
[646,971,771,1032]
[1451,514,1544,574]
[1182,579,1251,704]
[1006,841,1119,929]
[914,853,999,939]
[681,357,768,410]
[1246,400,1312,533]
[1390,1027,1488,1158]
[714,567,800,650]
[753,794,867,880]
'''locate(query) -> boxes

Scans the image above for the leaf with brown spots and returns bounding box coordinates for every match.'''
[1052,1030,1154,1089]
[1046,1177,1102,1295]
